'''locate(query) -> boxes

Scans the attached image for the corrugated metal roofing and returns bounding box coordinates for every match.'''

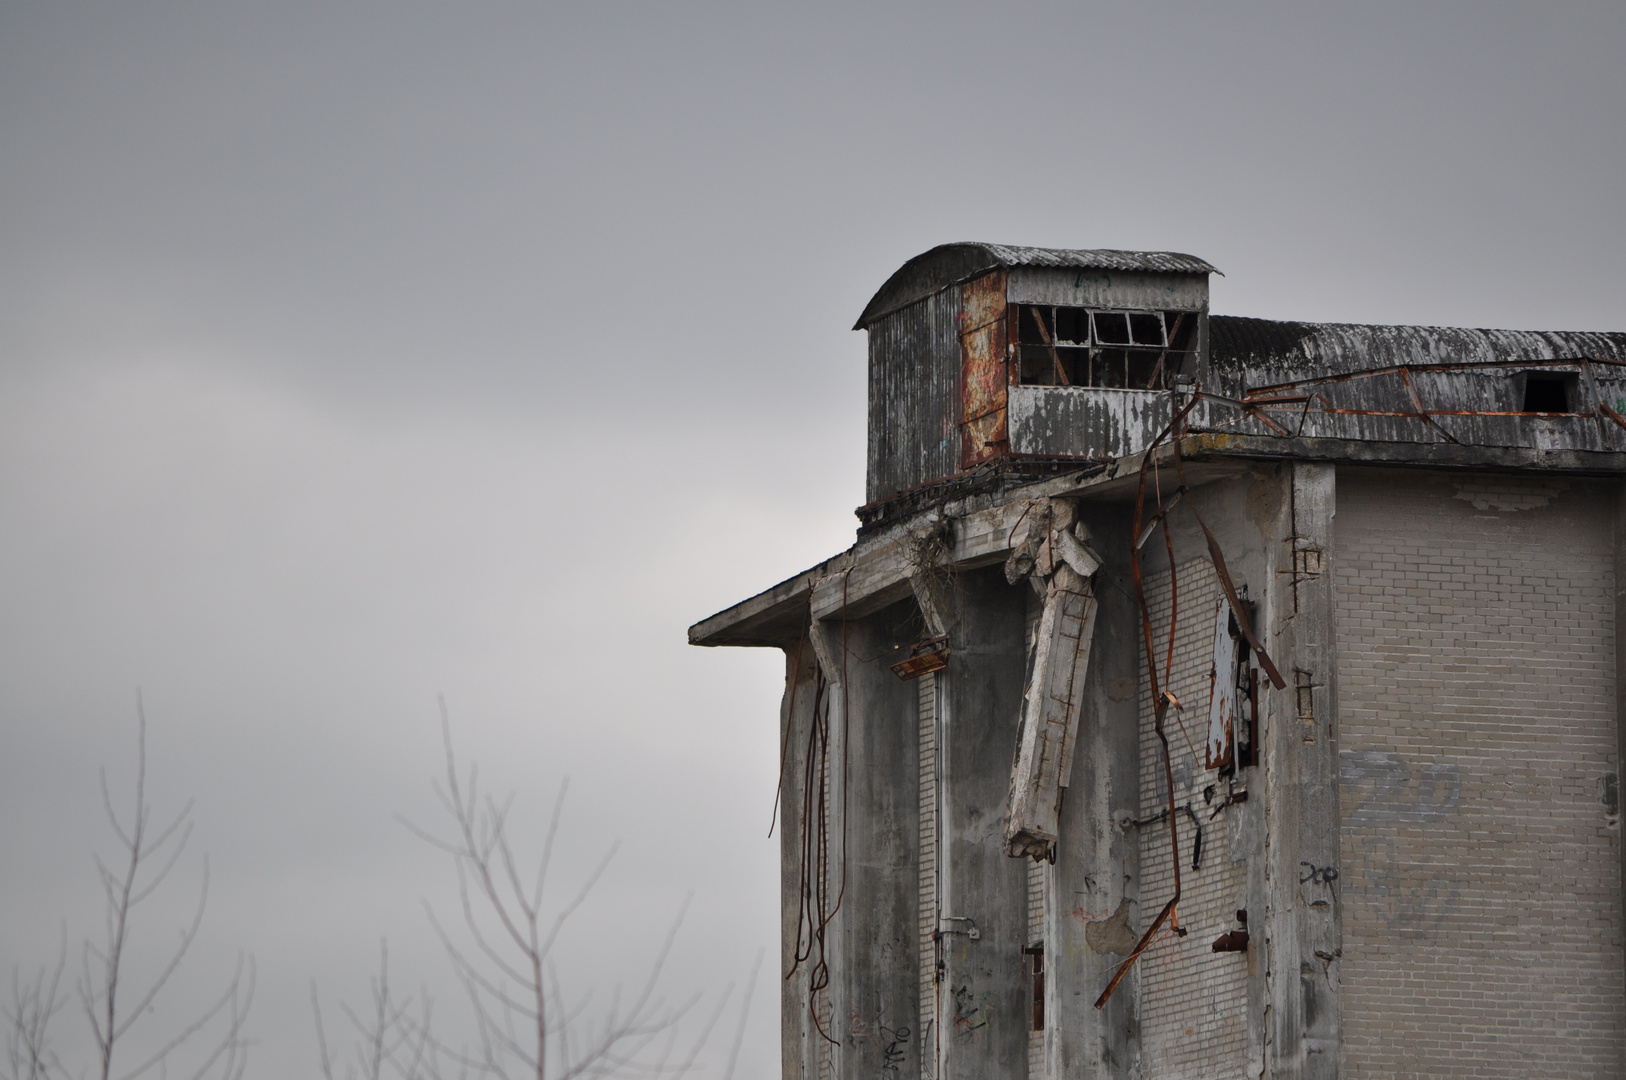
[975,244,1219,275]
[855,243,1219,329]
[1209,315,1626,377]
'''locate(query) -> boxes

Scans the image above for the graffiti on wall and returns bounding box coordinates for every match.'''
[1340,750,1464,942]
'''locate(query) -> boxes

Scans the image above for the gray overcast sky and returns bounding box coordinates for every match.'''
[3,2,1624,1076]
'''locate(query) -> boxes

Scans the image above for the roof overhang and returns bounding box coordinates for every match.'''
[688,433,1626,650]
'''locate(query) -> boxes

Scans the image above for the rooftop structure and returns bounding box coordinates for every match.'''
[691,244,1626,1079]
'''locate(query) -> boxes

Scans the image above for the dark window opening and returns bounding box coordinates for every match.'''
[1521,373,1575,413]
[1092,311,1131,346]
[1023,944,1044,1031]
[1219,599,1258,775]
[1129,312,1165,346]
[1015,304,1196,389]
[1054,306,1088,343]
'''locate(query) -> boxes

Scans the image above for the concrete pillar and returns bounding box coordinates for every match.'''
[1616,481,1626,1001]
[1051,504,1142,1079]
[1264,462,1342,1079]
[812,599,922,1079]
[780,635,822,1080]
[938,567,1030,1079]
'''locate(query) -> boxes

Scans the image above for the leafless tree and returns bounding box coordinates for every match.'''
[313,942,447,1080]
[4,702,253,1080]
[394,705,734,1080]
[5,936,66,1080]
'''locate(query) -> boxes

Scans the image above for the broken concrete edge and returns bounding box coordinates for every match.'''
[687,432,1626,650]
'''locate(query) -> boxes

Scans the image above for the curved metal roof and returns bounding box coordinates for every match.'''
[1209,315,1626,373]
[854,243,1220,329]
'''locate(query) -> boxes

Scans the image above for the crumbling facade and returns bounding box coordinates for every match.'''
[689,243,1626,1079]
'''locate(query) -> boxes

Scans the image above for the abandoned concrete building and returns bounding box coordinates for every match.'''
[689,243,1626,1079]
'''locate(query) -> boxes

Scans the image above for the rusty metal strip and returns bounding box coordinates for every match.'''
[1161,505,1179,695]
[1600,399,1626,432]
[1094,396,1200,1010]
[1580,360,1614,451]
[1169,438,1288,691]
[1292,394,1316,437]
[1244,404,1294,437]
[1304,407,1590,417]
[1134,488,1186,551]
[1098,433,1188,1006]
[1244,394,1313,406]
[959,402,1009,425]
[1396,366,1461,444]
[890,636,950,679]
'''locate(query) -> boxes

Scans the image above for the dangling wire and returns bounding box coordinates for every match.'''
[786,570,855,1046]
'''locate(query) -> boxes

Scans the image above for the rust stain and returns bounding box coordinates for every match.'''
[959,269,1005,332]
[959,271,1009,470]
[890,636,950,680]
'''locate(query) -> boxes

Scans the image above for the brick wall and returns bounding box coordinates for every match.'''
[1336,469,1624,1077]
[1136,556,1250,1079]
[918,672,939,1080]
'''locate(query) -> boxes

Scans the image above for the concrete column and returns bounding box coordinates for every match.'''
[1051,504,1142,1080]
[1264,462,1343,1079]
[938,567,1030,1079]
[812,599,922,1079]
[1615,482,1626,997]
[780,634,822,1080]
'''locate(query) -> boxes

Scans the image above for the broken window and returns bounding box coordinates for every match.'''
[1023,944,1044,1031]
[1521,372,1577,413]
[1014,304,1197,389]
[1206,597,1257,773]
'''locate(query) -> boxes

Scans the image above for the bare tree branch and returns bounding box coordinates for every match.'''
[5,930,68,1080]
[313,943,443,1080]
[64,700,254,1080]
[397,705,715,1080]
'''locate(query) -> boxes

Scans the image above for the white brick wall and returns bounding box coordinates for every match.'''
[1027,857,1047,1079]
[918,672,939,1080]
[1335,469,1624,1077]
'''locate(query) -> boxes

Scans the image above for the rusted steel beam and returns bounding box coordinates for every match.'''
[1397,366,1461,444]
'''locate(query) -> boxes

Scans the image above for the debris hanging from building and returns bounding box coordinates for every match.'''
[691,243,1626,1080]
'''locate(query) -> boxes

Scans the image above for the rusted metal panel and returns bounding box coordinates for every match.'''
[960,268,1005,333]
[889,636,950,680]
[959,271,1009,470]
